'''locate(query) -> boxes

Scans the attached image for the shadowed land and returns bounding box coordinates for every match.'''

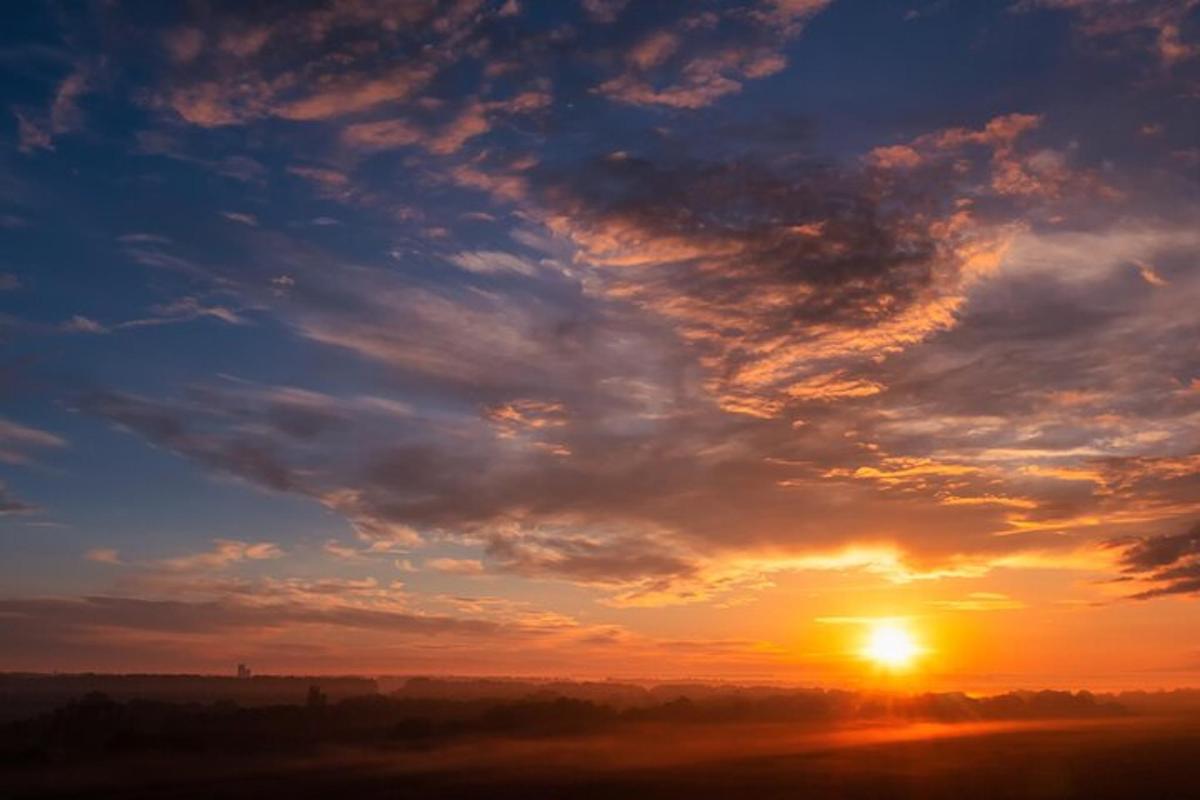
[7,715,1200,799]
[4,677,1200,799]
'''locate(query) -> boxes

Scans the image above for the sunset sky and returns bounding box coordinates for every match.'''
[2,0,1199,688]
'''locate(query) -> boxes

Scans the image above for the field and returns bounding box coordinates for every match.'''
[8,716,1200,799]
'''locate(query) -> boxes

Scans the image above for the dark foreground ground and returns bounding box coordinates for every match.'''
[7,716,1200,799]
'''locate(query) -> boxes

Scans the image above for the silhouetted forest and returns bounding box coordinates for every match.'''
[7,676,1200,799]
[0,675,1142,765]
[0,673,377,723]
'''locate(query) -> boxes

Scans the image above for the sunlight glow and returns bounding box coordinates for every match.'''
[861,622,923,669]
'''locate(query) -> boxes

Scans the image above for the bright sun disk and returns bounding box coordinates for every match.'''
[861,622,922,669]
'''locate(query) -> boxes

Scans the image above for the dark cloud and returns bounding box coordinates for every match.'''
[0,594,506,661]
[540,154,937,320]
[528,113,1060,419]
[76,368,1056,603]
[82,391,300,492]
[1118,526,1200,570]
[484,527,699,585]
[265,393,348,440]
[1108,522,1200,598]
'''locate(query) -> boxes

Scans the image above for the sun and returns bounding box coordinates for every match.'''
[861,622,923,669]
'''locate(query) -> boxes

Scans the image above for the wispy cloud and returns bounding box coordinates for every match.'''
[1107,522,1200,598]
[0,417,66,465]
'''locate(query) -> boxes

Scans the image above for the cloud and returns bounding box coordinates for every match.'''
[221,211,259,226]
[157,539,284,572]
[0,482,36,516]
[339,90,549,155]
[62,315,108,334]
[0,417,66,465]
[0,587,795,675]
[142,297,248,326]
[866,145,923,170]
[426,557,486,576]
[482,398,568,437]
[0,594,498,639]
[0,559,725,671]
[534,138,1018,417]
[1133,259,1168,287]
[68,129,1183,600]
[82,391,300,493]
[340,118,424,150]
[117,232,173,245]
[218,25,272,58]
[14,2,1196,628]
[163,26,205,63]
[286,165,349,186]
[929,592,1026,611]
[283,65,439,121]
[61,298,248,334]
[1108,522,1200,598]
[596,49,782,109]
[449,250,540,276]
[868,112,1112,202]
[785,372,885,402]
[85,539,280,573]
[427,99,492,155]
[286,165,352,201]
[483,525,698,587]
[150,2,513,129]
[582,0,629,23]
[14,65,90,152]
[594,3,830,109]
[50,67,89,133]
[1017,0,1199,65]
[85,548,122,565]
[1115,524,1200,570]
[15,111,53,153]
[32,59,1185,620]
[165,62,433,128]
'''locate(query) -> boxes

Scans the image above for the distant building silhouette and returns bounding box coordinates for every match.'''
[237,663,251,679]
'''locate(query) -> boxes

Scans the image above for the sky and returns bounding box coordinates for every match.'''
[1,0,1199,688]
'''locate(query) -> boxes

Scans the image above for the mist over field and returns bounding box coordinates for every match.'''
[5,675,1200,798]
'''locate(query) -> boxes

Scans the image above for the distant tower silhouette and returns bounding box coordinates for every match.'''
[237,663,251,679]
